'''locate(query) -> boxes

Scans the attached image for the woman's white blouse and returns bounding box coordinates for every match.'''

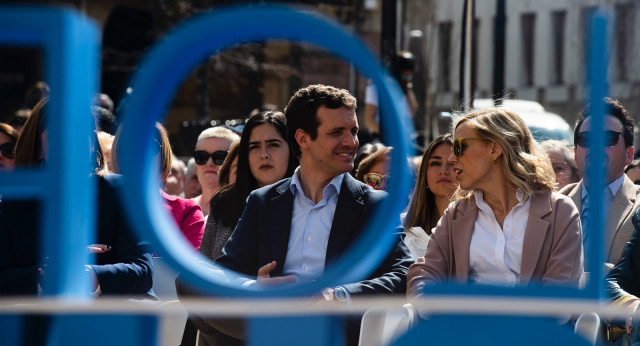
[468,189,530,286]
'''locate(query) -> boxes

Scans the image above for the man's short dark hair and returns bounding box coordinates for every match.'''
[284,84,357,157]
[574,97,634,148]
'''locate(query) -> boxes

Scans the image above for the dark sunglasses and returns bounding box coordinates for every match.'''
[0,142,15,159]
[193,150,228,165]
[452,138,486,157]
[575,131,622,148]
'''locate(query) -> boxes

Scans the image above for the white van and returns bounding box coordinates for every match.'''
[433,99,573,144]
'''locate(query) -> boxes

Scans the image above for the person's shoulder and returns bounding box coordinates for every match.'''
[621,175,640,195]
[549,190,575,205]
[558,182,580,196]
[249,177,292,200]
[446,195,475,212]
[543,190,580,215]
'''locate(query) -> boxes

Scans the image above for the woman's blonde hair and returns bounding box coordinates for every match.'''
[453,107,555,199]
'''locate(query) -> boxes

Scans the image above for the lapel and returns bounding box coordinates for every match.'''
[519,191,552,285]
[451,198,478,281]
[604,176,635,259]
[270,180,295,275]
[325,174,365,266]
[566,182,582,211]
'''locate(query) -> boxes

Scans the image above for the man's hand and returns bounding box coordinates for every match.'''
[256,261,296,286]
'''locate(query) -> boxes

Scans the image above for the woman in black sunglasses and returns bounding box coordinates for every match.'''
[191,127,240,217]
[407,107,583,296]
[0,123,18,171]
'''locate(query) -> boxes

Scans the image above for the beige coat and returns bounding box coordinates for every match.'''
[559,176,640,265]
[407,190,583,298]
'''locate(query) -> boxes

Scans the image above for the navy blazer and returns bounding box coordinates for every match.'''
[0,175,156,299]
[216,173,411,296]
[606,208,640,304]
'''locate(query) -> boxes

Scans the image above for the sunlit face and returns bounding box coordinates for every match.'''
[365,154,390,191]
[195,137,231,192]
[164,162,185,196]
[575,115,633,186]
[300,106,359,180]
[547,150,578,190]
[449,123,495,191]
[0,132,15,171]
[248,124,290,188]
[426,143,458,198]
[184,169,202,199]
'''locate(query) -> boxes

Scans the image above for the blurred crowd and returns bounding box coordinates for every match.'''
[3,80,640,345]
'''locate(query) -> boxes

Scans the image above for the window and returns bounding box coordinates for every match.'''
[581,7,597,83]
[438,22,452,91]
[472,19,480,90]
[520,13,536,86]
[551,11,566,85]
[615,4,631,82]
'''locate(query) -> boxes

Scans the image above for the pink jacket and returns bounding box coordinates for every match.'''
[161,190,205,250]
[407,190,583,298]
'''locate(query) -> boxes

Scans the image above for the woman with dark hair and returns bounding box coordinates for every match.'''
[0,123,18,171]
[403,134,458,259]
[0,98,155,299]
[200,111,298,262]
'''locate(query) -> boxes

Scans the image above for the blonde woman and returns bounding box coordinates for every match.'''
[408,108,583,297]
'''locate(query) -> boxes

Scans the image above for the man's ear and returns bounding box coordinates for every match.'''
[295,128,309,151]
[626,146,635,166]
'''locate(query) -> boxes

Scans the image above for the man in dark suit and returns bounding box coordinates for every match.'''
[606,209,640,342]
[188,84,412,345]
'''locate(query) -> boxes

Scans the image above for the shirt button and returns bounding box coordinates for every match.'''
[307,236,312,242]
[304,266,310,271]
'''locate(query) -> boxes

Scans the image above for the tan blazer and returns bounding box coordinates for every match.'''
[559,176,640,265]
[407,190,583,298]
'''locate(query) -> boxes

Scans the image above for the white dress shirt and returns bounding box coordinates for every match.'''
[282,168,344,282]
[468,189,531,286]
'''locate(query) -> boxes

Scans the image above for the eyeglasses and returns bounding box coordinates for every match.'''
[452,138,486,157]
[575,131,622,148]
[0,142,15,159]
[551,162,570,176]
[193,150,228,165]
[363,172,390,190]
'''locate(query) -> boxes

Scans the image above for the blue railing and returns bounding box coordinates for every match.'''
[0,4,612,345]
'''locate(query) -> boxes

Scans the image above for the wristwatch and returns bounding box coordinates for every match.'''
[333,286,349,303]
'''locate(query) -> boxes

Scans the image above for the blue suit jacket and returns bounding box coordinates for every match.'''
[0,175,156,299]
[217,173,411,296]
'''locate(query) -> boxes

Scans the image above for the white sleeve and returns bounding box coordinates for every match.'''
[404,227,430,260]
[364,83,378,107]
